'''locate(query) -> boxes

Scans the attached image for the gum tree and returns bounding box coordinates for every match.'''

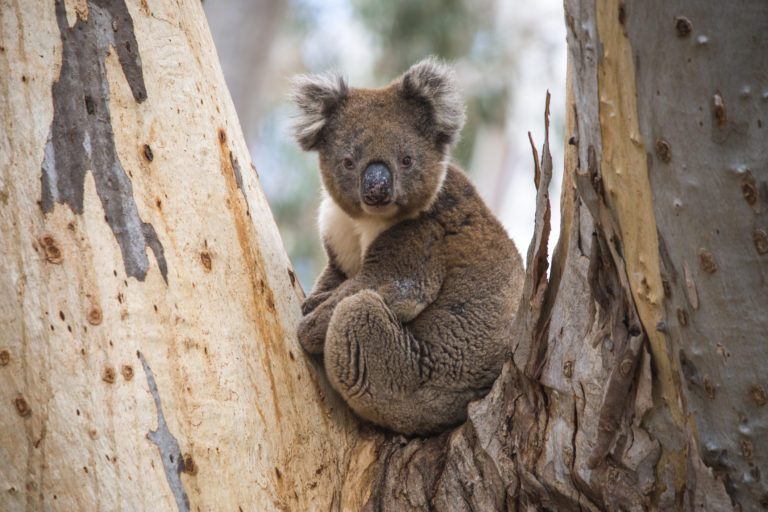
[1,0,765,510]
[1,1,360,509]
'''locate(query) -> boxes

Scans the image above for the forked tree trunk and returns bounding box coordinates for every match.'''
[1,1,766,511]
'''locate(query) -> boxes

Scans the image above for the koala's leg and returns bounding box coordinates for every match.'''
[325,289,462,434]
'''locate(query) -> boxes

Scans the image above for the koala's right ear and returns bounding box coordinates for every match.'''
[290,73,349,151]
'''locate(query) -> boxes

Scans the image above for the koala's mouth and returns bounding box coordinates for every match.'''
[361,202,398,216]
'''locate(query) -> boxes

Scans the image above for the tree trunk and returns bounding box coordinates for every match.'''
[0,1,364,510]
[1,1,766,511]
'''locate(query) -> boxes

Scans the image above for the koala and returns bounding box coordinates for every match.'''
[291,57,524,435]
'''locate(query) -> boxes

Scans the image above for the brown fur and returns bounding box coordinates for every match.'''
[292,58,524,435]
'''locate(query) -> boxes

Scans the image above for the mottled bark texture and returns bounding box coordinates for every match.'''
[41,0,167,282]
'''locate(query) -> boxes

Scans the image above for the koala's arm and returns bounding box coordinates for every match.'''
[365,225,445,323]
[301,261,347,315]
[298,221,444,354]
[298,278,365,354]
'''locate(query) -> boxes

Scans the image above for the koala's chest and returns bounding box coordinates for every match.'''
[318,195,396,277]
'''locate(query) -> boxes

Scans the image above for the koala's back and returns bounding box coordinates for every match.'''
[368,165,523,392]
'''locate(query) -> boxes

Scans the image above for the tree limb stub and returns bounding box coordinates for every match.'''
[512,92,553,378]
[574,138,649,470]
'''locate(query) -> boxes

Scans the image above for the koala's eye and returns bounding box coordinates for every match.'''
[400,156,413,168]
[342,158,355,170]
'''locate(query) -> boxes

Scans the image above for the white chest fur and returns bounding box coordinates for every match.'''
[318,193,397,277]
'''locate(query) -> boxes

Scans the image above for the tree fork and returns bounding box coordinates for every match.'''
[1,0,765,510]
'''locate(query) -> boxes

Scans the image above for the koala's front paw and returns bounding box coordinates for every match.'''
[297,306,332,355]
[301,290,333,316]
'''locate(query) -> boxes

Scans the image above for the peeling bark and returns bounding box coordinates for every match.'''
[42,0,166,282]
[139,351,190,512]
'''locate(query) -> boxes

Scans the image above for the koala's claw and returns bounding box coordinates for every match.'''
[301,291,333,316]
[297,310,328,354]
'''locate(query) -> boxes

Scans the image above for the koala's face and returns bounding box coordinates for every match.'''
[291,58,465,220]
[316,88,451,219]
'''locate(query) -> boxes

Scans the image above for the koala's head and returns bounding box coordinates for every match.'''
[291,57,465,220]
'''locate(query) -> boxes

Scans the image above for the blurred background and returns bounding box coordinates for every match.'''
[203,0,567,292]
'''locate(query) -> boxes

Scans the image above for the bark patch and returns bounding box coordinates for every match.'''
[229,151,250,214]
[139,351,190,512]
[41,0,167,282]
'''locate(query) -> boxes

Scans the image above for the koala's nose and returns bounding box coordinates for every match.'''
[362,162,392,206]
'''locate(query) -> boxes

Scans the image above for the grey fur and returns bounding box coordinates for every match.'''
[292,58,523,435]
[397,56,466,146]
[290,72,349,150]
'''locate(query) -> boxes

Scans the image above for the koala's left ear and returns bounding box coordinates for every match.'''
[397,57,466,147]
[290,72,349,151]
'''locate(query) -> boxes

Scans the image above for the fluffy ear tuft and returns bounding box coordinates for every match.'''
[290,72,349,151]
[398,57,466,147]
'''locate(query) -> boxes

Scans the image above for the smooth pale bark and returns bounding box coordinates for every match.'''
[624,2,768,508]
[0,1,367,510]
